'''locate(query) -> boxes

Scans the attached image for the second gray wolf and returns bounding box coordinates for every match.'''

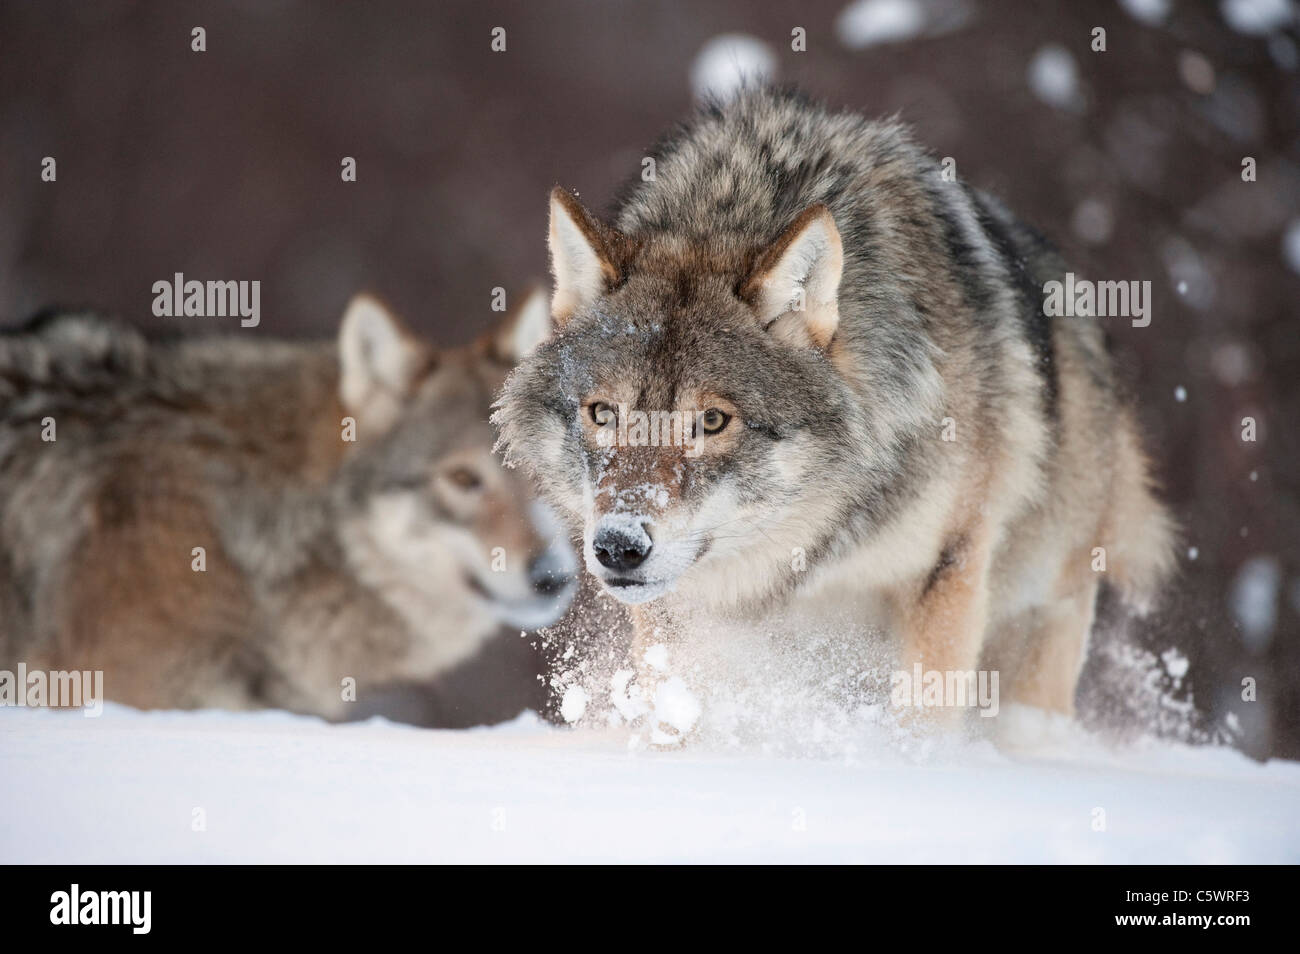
[0,289,575,718]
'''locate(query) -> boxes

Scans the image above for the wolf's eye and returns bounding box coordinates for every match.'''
[446,467,482,491]
[700,408,730,434]
[589,402,616,426]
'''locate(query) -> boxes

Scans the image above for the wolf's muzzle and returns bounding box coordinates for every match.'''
[592,519,653,572]
[528,547,575,596]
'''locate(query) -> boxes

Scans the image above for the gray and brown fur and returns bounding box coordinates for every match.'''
[495,88,1176,728]
[0,289,574,718]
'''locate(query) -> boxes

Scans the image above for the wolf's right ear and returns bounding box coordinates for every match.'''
[549,186,623,325]
[338,294,434,434]
[491,285,552,364]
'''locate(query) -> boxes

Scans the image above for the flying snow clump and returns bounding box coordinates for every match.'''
[1027,44,1084,113]
[691,34,776,101]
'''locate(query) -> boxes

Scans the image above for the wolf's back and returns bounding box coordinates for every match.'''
[0,311,156,404]
[616,87,922,248]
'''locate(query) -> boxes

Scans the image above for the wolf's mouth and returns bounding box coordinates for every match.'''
[464,573,491,599]
[595,574,671,605]
[604,576,653,588]
[464,572,576,629]
[584,531,710,606]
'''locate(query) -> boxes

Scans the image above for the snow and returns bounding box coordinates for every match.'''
[690,35,776,102]
[1161,649,1191,681]
[1283,219,1300,275]
[610,668,650,723]
[1230,555,1281,650]
[1071,197,1114,245]
[1118,0,1172,26]
[1220,0,1295,35]
[653,676,703,735]
[1163,236,1214,310]
[1027,45,1083,113]
[834,0,973,50]
[643,642,670,671]
[559,684,587,723]
[1268,33,1298,69]
[1210,341,1254,386]
[836,0,927,48]
[1178,50,1216,95]
[2,704,1298,863]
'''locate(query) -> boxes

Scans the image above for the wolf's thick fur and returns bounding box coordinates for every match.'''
[0,291,574,717]
[495,89,1176,726]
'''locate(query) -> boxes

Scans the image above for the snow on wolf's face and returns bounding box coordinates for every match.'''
[496,273,850,606]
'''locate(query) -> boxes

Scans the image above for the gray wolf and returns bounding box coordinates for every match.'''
[494,88,1175,733]
[0,289,575,718]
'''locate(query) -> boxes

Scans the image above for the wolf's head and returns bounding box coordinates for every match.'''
[335,289,577,638]
[495,189,867,610]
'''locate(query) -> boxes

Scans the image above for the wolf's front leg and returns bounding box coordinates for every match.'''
[1006,573,1099,717]
[893,528,992,730]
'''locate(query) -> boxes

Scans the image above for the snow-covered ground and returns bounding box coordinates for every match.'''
[2,704,1297,863]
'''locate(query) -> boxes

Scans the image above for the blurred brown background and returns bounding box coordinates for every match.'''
[1,0,1297,755]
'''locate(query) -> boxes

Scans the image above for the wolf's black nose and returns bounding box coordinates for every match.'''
[528,549,573,596]
[593,523,652,572]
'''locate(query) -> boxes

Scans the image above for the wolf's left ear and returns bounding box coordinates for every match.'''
[491,285,551,364]
[338,294,434,434]
[549,186,624,326]
[740,205,843,349]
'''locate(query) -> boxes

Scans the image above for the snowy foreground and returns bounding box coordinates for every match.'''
[2,704,1298,863]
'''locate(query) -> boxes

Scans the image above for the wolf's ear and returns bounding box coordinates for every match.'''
[338,294,434,434]
[740,205,843,349]
[549,186,623,325]
[491,285,551,364]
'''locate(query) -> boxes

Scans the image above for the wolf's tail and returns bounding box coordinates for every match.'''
[1105,410,1179,615]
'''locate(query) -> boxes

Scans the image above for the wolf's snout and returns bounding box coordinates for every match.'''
[592,519,653,572]
[528,547,574,596]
